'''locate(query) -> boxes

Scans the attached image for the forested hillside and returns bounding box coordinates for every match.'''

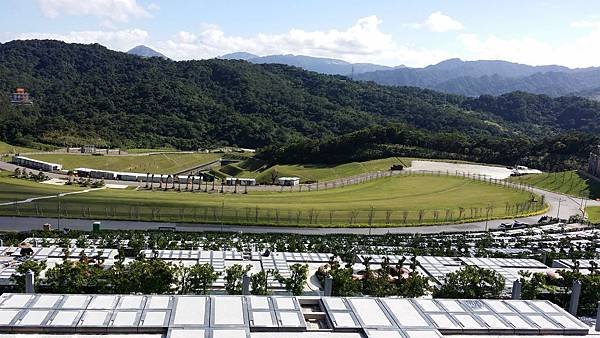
[0,40,599,169]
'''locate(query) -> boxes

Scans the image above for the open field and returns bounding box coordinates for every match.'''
[0,172,84,203]
[26,152,223,173]
[507,171,600,199]
[588,206,600,223]
[0,141,35,155]
[0,173,544,227]
[216,157,412,183]
[125,148,179,154]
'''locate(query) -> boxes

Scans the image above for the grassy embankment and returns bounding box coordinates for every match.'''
[0,171,544,227]
[213,157,412,183]
[587,207,600,223]
[508,171,600,199]
[26,153,223,173]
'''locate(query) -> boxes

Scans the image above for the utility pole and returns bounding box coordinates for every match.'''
[556,198,565,219]
[57,193,61,231]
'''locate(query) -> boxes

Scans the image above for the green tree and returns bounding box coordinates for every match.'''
[434,266,505,299]
[330,267,361,296]
[10,259,47,292]
[275,263,308,296]
[250,270,273,295]
[108,257,176,294]
[224,264,251,295]
[45,258,106,293]
[396,271,431,298]
[187,263,220,295]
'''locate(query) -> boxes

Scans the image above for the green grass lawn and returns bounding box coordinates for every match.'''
[508,171,600,199]
[588,206,600,223]
[0,173,544,227]
[0,172,84,203]
[26,153,223,173]
[0,141,35,155]
[217,157,413,183]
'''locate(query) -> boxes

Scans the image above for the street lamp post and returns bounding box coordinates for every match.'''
[57,193,61,231]
[556,198,565,220]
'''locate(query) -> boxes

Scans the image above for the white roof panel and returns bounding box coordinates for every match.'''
[509,301,537,313]
[405,330,443,338]
[348,298,392,327]
[60,295,89,309]
[323,297,347,311]
[79,310,110,326]
[250,311,274,327]
[331,312,359,328]
[118,295,145,309]
[429,313,459,329]
[212,329,248,338]
[18,310,50,326]
[274,297,295,310]
[527,315,558,329]
[88,295,118,310]
[454,314,483,329]
[502,314,532,329]
[367,330,404,338]
[248,296,269,310]
[0,309,19,325]
[479,314,509,329]
[111,311,139,326]
[172,296,206,326]
[141,311,168,327]
[213,297,244,326]
[169,329,206,338]
[1,294,33,308]
[31,295,62,308]
[48,310,80,326]
[382,299,429,327]
[416,299,441,312]
[437,300,464,312]
[146,296,171,309]
[483,300,513,314]
[279,312,303,327]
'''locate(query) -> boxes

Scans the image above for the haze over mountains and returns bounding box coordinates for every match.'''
[221,51,600,98]
[220,52,395,76]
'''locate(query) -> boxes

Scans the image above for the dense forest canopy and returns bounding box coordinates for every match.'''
[0,40,599,169]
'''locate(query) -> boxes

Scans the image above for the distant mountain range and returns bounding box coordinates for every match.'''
[127,45,167,59]
[220,52,397,76]
[220,52,600,98]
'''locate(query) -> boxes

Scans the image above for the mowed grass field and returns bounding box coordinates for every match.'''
[0,172,84,203]
[0,172,544,227]
[0,141,35,155]
[588,207,600,223]
[217,157,412,183]
[508,171,600,199]
[26,153,222,173]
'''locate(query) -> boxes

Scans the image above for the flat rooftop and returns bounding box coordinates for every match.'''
[0,293,593,337]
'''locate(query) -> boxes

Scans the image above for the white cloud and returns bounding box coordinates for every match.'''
[156,16,452,67]
[4,29,149,51]
[38,0,152,22]
[413,11,464,32]
[457,28,600,68]
[571,19,600,29]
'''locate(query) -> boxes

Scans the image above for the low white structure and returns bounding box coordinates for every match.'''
[225,177,257,186]
[0,293,591,337]
[278,177,300,186]
[12,156,62,172]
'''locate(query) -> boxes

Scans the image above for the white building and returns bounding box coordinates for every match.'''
[0,293,592,337]
[12,156,62,172]
[277,177,300,186]
[225,177,257,186]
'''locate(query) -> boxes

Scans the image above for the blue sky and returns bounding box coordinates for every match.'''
[2,0,600,67]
